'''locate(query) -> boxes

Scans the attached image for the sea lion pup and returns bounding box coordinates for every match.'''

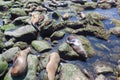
[46,52,60,80]
[11,47,31,77]
[31,12,44,32]
[66,35,88,60]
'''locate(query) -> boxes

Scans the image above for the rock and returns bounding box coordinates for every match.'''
[58,42,79,60]
[24,54,39,80]
[50,30,65,41]
[0,55,8,77]
[13,41,28,50]
[95,74,107,80]
[4,25,37,42]
[39,53,50,70]
[59,63,89,80]
[12,16,30,26]
[71,0,87,4]
[93,60,113,74]
[0,30,4,51]
[2,47,20,62]
[117,0,120,15]
[83,2,97,10]
[98,3,111,9]
[38,69,48,80]
[31,40,52,52]
[117,60,120,75]
[110,27,120,36]
[4,38,15,48]
[4,54,39,80]
[0,1,13,11]
[111,19,120,27]
[1,23,15,31]
[10,8,27,20]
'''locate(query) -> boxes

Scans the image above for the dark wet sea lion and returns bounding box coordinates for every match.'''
[11,47,31,76]
[66,35,88,60]
[46,52,60,80]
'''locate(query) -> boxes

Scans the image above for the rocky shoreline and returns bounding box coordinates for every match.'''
[0,0,120,80]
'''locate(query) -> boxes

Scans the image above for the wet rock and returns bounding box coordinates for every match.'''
[0,1,13,11]
[73,25,110,40]
[110,27,120,36]
[4,38,15,48]
[117,0,120,15]
[0,31,4,51]
[98,3,111,9]
[4,25,37,42]
[117,60,120,75]
[52,12,60,20]
[111,19,120,27]
[31,40,52,52]
[24,54,39,80]
[13,41,28,50]
[10,8,27,20]
[38,69,48,80]
[4,54,39,80]
[93,60,113,74]
[1,23,15,31]
[95,74,107,80]
[0,55,8,77]
[39,52,50,70]
[12,16,30,26]
[2,47,19,62]
[83,2,97,10]
[50,30,65,41]
[59,63,89,80]
[71,0,87,4]
[58,42,79,60]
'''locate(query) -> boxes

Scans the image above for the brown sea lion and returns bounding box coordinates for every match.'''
[11,47,31,76]
[31,12,44,31]
[66,35,88,60]
[46,52,60,80]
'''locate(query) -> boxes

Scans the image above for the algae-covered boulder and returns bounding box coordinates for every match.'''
[110,27,120,36]
[50,31,65,41]
[10,8,27,19]
[0,55,8,77]
[13,41,28,50]
[0,1,13,11]
[83,2,97,9]
[4,25,37,42]
[4,54,38,80]
[31,40,52,52]
[93,60,113,74]
[0,30,4,51]
[1,23,15,31]
[98,3,111,9]
[59,63,89,80]
[2,47,19,62]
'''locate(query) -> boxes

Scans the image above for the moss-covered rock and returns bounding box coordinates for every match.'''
[13,41,28,50]
[98,3,111,9]
[2,47,20,62]
[0,55,8,77]
[0,1,13,11]
[31,40,52,52]
[59,63,89,80]
[50,30,65,41]
[83,2,97,9]
[1,23,15,31]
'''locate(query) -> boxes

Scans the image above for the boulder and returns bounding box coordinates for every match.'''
[4,25,37,42]
[59,63,89,80]
[0,55,8,77]
[1,23,15,31]
[93,60,113,74]
[83,2,97,9]
[31,40,52,52]
[2,47,20,62]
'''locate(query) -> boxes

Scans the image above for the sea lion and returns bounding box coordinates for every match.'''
[11,47,31,76]
[66,35,88,60]
[78,12,86,20]
[31,12,44,31]
[46,52,60,80]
